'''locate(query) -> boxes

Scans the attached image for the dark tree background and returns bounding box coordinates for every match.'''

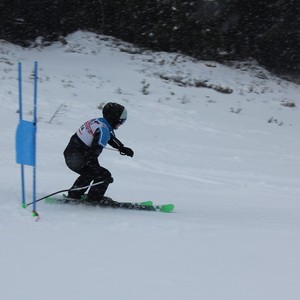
[0,0,299,75]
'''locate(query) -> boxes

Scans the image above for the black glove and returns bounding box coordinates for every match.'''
[119,146,134,157]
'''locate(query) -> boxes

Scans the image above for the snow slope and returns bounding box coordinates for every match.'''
[0,31,300,300]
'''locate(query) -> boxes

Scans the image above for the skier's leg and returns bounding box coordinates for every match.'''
[68,168,94,199]
[63,137,92,199]
[86,160,113,201]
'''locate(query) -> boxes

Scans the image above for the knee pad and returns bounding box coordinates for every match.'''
[105,176,114,184]
[99,169,113,184]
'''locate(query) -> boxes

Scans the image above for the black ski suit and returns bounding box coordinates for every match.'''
[63,117,132,201]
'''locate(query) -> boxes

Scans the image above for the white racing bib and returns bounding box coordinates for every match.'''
[76,118,111,148]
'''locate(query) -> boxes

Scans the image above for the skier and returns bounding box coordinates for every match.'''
[63,102,134,206]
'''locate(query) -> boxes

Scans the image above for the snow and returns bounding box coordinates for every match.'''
[1,31,300,300]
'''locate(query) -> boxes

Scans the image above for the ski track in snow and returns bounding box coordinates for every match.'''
[0,31,300,300]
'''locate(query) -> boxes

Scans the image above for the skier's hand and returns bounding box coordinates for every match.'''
[119,146,134,157]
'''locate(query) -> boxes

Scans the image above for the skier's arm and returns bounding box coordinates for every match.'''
[108,133,134,157]
[108,135,124,149]
[90,128,103,156]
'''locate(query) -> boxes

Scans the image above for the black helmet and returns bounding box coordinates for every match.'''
[103,102,127,129]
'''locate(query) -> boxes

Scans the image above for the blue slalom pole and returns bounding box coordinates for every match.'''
[16,62,39,219]
[18,62,26,208]
[32,62,38,215]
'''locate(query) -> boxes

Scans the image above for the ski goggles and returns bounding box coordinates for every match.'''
[119,118,126,125]
[119,108,127,125]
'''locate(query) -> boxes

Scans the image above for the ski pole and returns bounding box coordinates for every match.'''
[26,180,105,206]
[104,147,118,152]
[104,147,127,156]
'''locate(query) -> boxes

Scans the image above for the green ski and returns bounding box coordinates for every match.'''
[45,195,174,213]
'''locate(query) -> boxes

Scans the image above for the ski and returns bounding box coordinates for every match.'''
[45,195,174,213]
[118,201,174,213]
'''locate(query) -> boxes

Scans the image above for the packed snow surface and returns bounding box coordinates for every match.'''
[0,31,300,300]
